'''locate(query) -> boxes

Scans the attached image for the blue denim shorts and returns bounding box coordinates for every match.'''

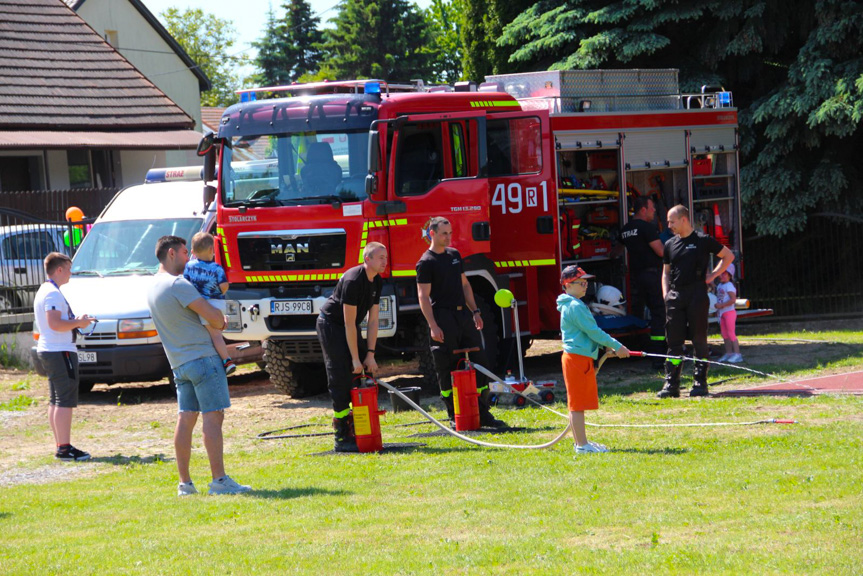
[172,355,231,413]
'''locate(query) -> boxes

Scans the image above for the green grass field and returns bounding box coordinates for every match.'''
[1,329,861,575]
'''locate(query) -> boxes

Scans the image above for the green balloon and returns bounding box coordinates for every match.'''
[63,228,83,247]
[494,289,514,308]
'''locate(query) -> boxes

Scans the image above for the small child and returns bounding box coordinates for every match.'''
[714,263,742,363]
[183,232,236,375]
[556,265,629,455]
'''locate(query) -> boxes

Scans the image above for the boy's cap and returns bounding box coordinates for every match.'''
[725,263,735,276]
[560,264,594,285]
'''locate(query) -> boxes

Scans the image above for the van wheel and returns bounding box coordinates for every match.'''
[264,340,326,398]
[0,290,17,313]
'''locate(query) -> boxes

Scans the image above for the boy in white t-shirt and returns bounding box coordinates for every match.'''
[33,252,95,461]
[714,263,742,363]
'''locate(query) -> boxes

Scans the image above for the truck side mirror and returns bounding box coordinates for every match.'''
[197,131,215,157]
[202,146,216,183]
[368,130,381,172]
[203,185,216,209]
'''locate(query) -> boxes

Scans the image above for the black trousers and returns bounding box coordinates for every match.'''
[632,267,666,346]
[664,285,710,359]
[430,308,489,393]
[316,315,367,413]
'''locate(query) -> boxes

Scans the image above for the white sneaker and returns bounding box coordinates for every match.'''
[717,353,731,362]
[177,482,198,497]
[575,442,609,454]
[208,475,252,495]
[728,353,744,364]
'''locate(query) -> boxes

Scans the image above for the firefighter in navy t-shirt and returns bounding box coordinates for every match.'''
[660,205,734,398]
[619,197,666,364]
[316,242,386,452]
[416,217,506,429]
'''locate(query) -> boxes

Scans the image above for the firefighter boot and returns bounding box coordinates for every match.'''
[332,415,359,453]
[478,388,507,429]
[441,393,456,430]
[689,361,710,397]
[657,361,682,398]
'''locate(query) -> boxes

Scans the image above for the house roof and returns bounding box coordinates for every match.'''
[0,0,195,132]
[63,0,211,92]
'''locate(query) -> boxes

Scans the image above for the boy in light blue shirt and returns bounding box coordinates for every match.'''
[184,232,235,375]
[556,265,629,455]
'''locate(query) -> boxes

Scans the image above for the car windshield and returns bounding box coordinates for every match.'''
[221,130,370,207]
[71,219,203,275]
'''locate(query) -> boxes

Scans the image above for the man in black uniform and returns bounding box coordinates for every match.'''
[316,242,387,451]
[416,217,506,428]
[619,197,666,366]
[660,205,734,398]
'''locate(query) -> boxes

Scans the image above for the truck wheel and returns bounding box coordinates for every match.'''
[263,340,326,398]
[413,321,438,393]
[475,294,500,373]
[413,294,501,394]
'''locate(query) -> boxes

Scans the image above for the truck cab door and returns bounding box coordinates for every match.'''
[382,111,490,278]
[484,110,556,333]
[485,110,556,268]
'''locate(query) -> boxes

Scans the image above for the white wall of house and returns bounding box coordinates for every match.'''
[75,0,203,130]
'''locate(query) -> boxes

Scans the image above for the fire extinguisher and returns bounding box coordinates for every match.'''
[451,348,481,431]
[350,375,386,453]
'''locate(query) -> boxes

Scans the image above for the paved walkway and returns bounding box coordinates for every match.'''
[715,370,863,397]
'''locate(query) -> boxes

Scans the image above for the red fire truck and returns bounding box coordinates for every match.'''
[198,70,754,397]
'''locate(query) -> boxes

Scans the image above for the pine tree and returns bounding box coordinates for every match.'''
[253,1,323,86]
[320,0,433,81]
[253,7,292,87]
[283,0,323,81]
[499,0,863,236]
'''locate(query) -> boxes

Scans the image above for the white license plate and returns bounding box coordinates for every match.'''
[271,300,313,315]
[78,351,97,363]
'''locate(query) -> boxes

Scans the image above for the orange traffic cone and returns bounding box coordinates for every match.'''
[713,204,729,246]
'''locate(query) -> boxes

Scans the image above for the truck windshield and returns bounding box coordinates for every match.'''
[71,219,203,275]
[221,130,370,207]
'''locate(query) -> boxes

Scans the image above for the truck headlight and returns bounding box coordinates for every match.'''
[118,318,158,339]
[224,299,242,332]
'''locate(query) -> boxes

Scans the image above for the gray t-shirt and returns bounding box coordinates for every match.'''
[147,272,216,369]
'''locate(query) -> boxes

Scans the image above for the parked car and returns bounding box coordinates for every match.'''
[0,224,71,313]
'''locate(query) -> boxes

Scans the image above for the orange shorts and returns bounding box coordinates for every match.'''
[562,352,599,412]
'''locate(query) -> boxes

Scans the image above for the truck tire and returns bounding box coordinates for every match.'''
[263,339,326,398]
[413,294,500,393]
[413,321,438,393]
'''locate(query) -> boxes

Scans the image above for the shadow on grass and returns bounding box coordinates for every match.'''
[0,512,10,520]
[610,447,689,455]
[250,486,351,500]
[90,453,170,466]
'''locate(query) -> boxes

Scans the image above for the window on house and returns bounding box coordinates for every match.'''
[67,150,92,189]
[104,30,118,47]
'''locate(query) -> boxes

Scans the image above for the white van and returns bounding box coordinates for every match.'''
[33,168,258,392]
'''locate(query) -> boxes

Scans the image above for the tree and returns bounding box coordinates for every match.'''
[461,0,534,81]
[253,7,293,87]
[319,0,433,81]
[161,8,249,107]
[254,0,324,85]
[425,0,464,84]
[500,0,863,236]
